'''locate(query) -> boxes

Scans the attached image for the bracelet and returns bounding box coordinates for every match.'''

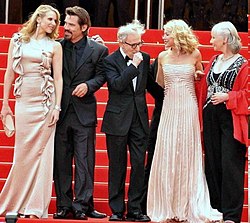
[54,105,61,111]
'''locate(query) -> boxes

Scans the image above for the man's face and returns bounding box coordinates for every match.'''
[64,15,87,43]
[121,33,143,59]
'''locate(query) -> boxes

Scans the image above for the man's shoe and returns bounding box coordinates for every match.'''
[53,208,73,219]
[74,211,88,220]
[109,213,124,221]
[126,212,151,222]
[86,210,107,218]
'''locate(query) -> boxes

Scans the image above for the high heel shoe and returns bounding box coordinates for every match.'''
[24,215,39,219]
[29,215,39,219]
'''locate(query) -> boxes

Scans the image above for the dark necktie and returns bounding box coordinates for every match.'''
[72,45,77,70]
[125,55,137,90]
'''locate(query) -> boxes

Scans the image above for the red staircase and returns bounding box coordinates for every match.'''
[0,24,248,223]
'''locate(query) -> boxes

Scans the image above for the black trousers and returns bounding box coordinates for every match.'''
[94,0,132,27]
[140,100,163,214]
[106,108,147,214]
[203,103,246,223]
[0,0,4,23]
[54,105,96,213]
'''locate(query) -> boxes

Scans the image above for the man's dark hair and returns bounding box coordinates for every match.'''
[65,6,91,36]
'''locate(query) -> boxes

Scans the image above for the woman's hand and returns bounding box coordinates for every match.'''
[0,103,13,123]
[91,35,105,45]
[194,70,205,81]
[211,92,229,105]
[48,109,60,127]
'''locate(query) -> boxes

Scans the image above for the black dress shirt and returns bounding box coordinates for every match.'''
[64,37,87,73]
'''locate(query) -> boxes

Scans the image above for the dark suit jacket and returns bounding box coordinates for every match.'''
[101,49,163,136]
[58,37,109,127]
[148,57,163,134]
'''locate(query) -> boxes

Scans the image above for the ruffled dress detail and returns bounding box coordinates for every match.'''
[12,33,54,116]
[0,33,57,218]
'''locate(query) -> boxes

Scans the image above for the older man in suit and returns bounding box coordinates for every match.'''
[101,20,163,222]
[53,6,108,220]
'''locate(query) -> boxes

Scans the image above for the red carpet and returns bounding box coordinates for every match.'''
[0,24,248,223]
[0,216,129,223]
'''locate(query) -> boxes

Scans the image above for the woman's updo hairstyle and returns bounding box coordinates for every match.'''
[212,21,241,54]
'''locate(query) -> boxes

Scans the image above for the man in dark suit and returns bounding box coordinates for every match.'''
[101,20,163,222]
[53,6,108,220]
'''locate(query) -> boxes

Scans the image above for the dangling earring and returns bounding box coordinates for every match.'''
[35,23,40,39]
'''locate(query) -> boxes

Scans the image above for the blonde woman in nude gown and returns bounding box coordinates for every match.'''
[0,5,62,218]
[147,20,222,223]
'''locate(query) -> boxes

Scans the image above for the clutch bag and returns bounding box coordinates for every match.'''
[3,114,15,137]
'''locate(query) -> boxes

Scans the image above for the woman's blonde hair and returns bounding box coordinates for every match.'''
[211,21,241,54]
[163,19,199,54]
[19,4,60,42]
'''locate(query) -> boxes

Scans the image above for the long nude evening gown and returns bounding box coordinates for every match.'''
[147,64,222,222]
[0,33,56,218]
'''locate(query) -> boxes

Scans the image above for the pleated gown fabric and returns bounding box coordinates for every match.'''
[147,64,222,222]
[0,34,56,218]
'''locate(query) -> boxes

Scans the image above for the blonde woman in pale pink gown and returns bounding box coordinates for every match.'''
[147,19,222,222]
[0,5,62,218]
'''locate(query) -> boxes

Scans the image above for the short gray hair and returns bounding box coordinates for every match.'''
[117,20,145,42]
[212,21,242,54]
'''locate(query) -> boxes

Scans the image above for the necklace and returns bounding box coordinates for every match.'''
[221,54,235,62]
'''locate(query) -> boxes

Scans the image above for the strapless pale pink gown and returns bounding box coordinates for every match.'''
[0,33,56,218]
[147,64,222,223]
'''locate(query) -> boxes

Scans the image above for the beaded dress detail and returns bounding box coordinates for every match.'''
[147,64,222,222]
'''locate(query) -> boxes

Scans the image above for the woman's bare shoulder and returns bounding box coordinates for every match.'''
[158,49,170,59]
[192,48,202,58]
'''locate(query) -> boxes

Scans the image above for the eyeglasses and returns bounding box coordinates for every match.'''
[124,41,144,49]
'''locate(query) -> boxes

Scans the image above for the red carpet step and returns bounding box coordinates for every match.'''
[0,216,115,223]
[0,25,248,223]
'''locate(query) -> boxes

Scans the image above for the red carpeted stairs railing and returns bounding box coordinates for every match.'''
[0,24,248,223]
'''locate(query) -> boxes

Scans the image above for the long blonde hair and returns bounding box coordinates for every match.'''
[19,5,60,42]
[164,19,199,54]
